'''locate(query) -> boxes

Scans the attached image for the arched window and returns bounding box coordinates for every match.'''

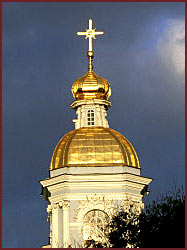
[87,110,95,126]
[83,209,109,241]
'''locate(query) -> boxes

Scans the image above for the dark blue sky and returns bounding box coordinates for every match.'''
[3,2,185,248]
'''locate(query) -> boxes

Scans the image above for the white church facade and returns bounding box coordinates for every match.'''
[40,19,152,248]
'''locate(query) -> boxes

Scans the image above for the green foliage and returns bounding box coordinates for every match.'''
[107,210,139,248]
[85,188,185,248]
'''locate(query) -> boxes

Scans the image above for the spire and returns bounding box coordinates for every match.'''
[72,19,111,102]
[77,19,104,72]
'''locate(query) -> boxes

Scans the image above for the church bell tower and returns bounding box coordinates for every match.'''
[40,19,152,248]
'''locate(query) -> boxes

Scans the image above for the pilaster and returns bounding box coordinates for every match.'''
[47,201,70,248]
[51,203,63,248]
[61,201,70,247]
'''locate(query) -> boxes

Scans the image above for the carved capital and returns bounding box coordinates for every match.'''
[59,200,70,208]
[51,203,61,210]
[50,200,70,209]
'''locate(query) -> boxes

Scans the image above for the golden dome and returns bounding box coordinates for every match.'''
[50,127,139,170]
[71,71,111,100]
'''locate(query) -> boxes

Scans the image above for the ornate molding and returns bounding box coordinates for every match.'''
[74,194,116,224]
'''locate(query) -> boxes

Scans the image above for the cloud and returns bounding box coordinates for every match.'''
[157,18,185,77]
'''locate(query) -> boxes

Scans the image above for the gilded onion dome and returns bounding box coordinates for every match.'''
[71,70,111,100]
[50,127,139,170]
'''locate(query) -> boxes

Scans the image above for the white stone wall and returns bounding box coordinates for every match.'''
[40,166,152,248]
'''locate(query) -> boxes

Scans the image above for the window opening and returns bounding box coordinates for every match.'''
[87,110,94,126]
[83,209,109,242]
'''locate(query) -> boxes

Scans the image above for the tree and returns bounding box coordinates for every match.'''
[137,189,185,248]
[85,188,185,248]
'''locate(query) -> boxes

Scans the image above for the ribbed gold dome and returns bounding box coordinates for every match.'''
[50,127,139,170]
[71,71,111,100]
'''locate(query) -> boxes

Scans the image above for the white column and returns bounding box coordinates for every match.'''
[46,205,52,246]
[51,203,63,248]
[103,109,109,127]
[81,108,85,128]
[95,106,100,126]
[62,201,70,247]
[77,109,81,129]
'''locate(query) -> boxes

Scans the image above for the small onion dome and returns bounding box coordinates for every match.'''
[71,71,111,100]
[50,127,139,170]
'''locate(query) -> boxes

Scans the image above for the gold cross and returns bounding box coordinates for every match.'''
[77,19,104,52]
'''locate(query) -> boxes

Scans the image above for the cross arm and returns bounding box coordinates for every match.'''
[95,31,104,35]
[77,32,87,36]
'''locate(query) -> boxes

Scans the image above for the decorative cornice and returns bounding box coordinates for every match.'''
[40,172,151,189]
[71,99,111,109]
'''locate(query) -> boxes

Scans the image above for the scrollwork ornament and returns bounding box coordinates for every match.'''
[122,199,144,215]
